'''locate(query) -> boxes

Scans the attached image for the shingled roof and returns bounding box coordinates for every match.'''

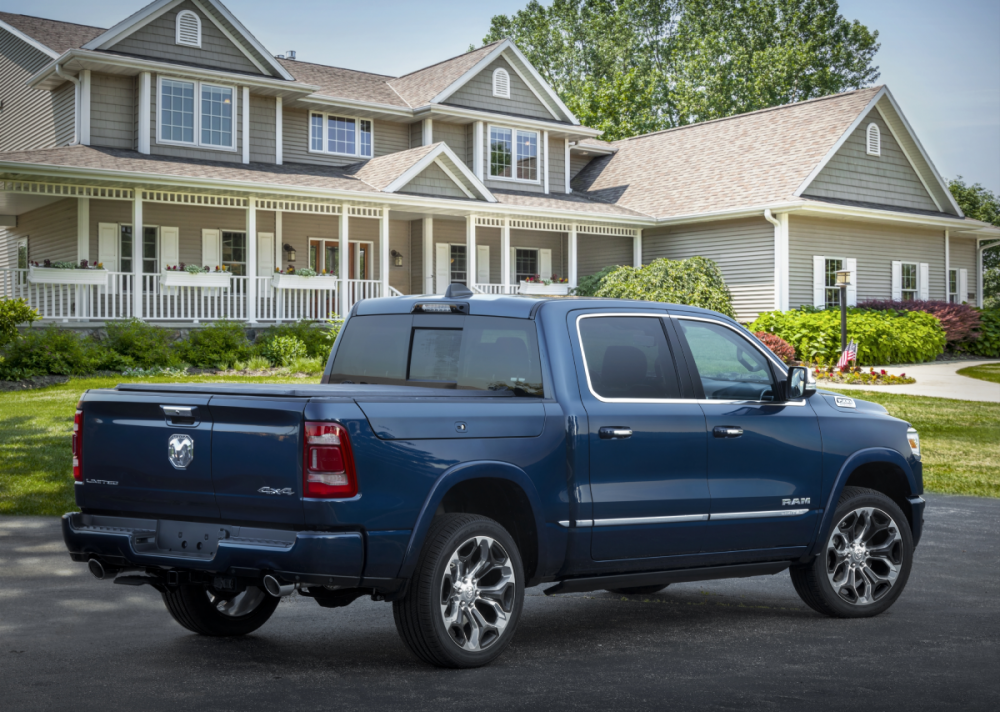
[0,12,104,54]
[387,41,504,108]
[573,87,884,219]
[276,58,408,107]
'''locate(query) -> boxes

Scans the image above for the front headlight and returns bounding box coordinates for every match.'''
[907,428,921,459]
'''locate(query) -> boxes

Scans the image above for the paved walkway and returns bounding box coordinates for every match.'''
[826,359,1000,402]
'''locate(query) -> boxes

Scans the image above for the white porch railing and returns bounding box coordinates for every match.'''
[141,274,248,321]
[475,283,520,295]
[259,276,340,322]
[346,279,382,306]
[1,268,134,321]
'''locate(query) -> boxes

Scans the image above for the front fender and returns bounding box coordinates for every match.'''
[808,447,920,557]
[395,460,548,581]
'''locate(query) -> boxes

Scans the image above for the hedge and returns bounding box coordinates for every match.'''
[595,256,736,318]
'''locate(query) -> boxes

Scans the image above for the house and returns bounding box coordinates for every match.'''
[0,0,996,325]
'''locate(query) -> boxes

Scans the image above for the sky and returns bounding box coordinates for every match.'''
[4,0,999,194]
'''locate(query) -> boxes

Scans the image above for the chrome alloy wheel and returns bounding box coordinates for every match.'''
[439,536,516,651]
[826,506,904,606]
[207,586,267,617]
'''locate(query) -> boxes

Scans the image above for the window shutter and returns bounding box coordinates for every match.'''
[492,68,510,98]
[813,255,825,308]
[160,227,179,269]
[477,245,490,285]
[866,123,880,156]
[959,269,969,304]
[257,233,275,277]
[98,223,119,272]
[510,247,516,284]
[435,243,450,294]
[539,249,552,280]
[202,229,221,269]
[845,257,857,307]
[176,10,201,47]
[891,261,902,301]
[919,263,930,300]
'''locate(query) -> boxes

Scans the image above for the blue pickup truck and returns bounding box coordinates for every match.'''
[64,286,925,668]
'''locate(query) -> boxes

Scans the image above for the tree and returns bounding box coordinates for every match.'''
[949,177,1000,307]
[481,0,880,138]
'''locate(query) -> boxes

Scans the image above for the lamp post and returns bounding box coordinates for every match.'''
[836,269,851,351]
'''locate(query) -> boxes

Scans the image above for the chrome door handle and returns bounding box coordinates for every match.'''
[713,426,743,438]
[599,427,633,439]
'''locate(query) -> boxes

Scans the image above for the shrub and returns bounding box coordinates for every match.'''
[0,326,108,378]
[857,299,981,345]
[258,335,307,366]
[175,322,251,367]
[0,298,39,347]
[257,320,333,359]
[753,331,795,363]
[285,355,323,374]
[750,307,947,365]
[595,256,736,318]
[968,309,1000,357]
[102,318,179,367]
[246,356,272,371]
[572,266,617,297]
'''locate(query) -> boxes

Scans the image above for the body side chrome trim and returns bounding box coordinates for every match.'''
[710,509,810,520]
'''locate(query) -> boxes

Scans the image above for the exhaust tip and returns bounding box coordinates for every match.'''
[88,558,115,580]
[263,574,296,597]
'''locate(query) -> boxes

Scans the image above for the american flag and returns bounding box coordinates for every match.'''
[836,340,858,370]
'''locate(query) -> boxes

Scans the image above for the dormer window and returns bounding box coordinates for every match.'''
[176,9,201,48]
[492,68,510,98]
[866,122,881,156]
[309,112,373,158]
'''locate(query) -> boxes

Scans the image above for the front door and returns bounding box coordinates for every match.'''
[573,312,710,562]
[669,316,823,553]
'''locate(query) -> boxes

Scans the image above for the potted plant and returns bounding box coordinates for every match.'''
[161,263,234,289]
[270,265,338,290]
[27,259,109,286]
[519,274,570,296]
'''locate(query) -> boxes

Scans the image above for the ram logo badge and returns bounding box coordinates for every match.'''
[782,498,810,506]
[167,434,194,470]
[834,396,857,409]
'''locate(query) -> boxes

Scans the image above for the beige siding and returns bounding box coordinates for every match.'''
[410,121,422,148]
[803,113,938,212]
[88,200,132,262]
[569,153,593,180]
[375,120,409,156]
[150,74,243,162]
[6,199,78,265]
[108,1,261,74]
[643,218,775,319]
[433,121,467,162]
[446,57,555,121]
[389,220,410,293]
[401,163,468,199]
[52,80,77,146]
[949,236,979,303]
[90,73,134,149]
[577,234,633,278]
[788,215,947,306]
[548,134,566,194]
[410,219,424,294]
[476,227,502,284]
[249,94,276,164]
[0,27,73,151]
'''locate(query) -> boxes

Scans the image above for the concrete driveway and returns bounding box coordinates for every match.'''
[827,360,1000,402]
[1,494,998,712]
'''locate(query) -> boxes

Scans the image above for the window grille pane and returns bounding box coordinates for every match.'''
[450,244,467,285]
[161,79,195,143]
[311,115,324,151]
[901,263,917,292]
[120,226,133,273]
[515,248,538,282]
[17,242,27,270]
[221,231,247,276]
[142,227,158,274]
[490,127,512,177]
[200,85,232,146]
[824,258,843,288]
[327,116,356,154]
[360,120,372,157]
[516,131,537,181]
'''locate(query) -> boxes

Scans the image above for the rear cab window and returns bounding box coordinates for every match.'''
[577,315,681,400]
[328,315,544,396]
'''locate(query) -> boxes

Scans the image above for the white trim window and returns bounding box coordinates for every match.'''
[158,77,236,150]
[489,125,538,183]
[309,113,373,158]
[824,257,844,308]
[175,9,201,47]
[515,248,538,282]
[222,231,247,276]
[492,68,510,98]
[16,237,28,270]
[900,261,918,300]
[949,268,959,303]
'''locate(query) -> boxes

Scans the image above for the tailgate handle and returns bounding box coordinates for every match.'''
[162,406,198,426]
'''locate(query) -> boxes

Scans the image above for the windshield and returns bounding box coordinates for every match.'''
[329,315,545,396]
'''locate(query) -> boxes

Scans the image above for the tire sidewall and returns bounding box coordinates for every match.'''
[813,489,915,618]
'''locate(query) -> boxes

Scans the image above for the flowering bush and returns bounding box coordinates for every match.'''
[753,331,795,363]
[814,366,915,385]
[857,299,981,345]
[522,274,569,284]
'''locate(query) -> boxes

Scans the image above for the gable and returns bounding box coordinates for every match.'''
[399,162,472,199]
[802,112,938,212]
[446,55,557,121]
[105,1,262,74]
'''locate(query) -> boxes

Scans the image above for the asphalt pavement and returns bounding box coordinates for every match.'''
[1,494,997,711]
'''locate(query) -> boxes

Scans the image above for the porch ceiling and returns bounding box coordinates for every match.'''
[0,192,64,216]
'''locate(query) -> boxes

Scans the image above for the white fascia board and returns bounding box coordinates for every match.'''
[0,19,59,59]
[304,95,414,118]
[433,159,475,199]
[873,103,943,213]
[792,87,887,198]
[384,144,496,202]
[190,0,294,80]
[82,0,178,50]
[189,0,270,77]
[413,104,602,138]
[501,43,579,125]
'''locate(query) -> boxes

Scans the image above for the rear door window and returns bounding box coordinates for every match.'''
[578,315,681,399]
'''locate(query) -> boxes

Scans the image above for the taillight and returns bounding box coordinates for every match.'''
[72,404,83,482]
[303,422,357,498]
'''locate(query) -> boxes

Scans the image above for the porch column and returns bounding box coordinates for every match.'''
[543,130,549,194]
[274,210,283,272]
[568,224,578,288]
[944,230,950,301]
[380,206,390,297]
[466,215,476,291]
[132,188,143,318]
[422,119,433,146]
[246,197,257,323]
[633,231,642,268]
[422,217,433,294]
[137,72,151,155]
[77,197,90,262]
[339,208,350,314]
[501,217,511,292]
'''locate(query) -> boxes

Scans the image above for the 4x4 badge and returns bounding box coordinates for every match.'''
[258,487,294,496]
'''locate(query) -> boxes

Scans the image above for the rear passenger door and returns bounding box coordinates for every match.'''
[668,316,823,554]
[571,311,710,562]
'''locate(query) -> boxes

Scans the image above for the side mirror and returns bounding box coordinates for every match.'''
[786,366,816,400]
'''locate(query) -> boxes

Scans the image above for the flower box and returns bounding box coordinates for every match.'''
[519,280,570,296]
[27,266,109,286]
[270,274,338,290]
[161,271,233,289]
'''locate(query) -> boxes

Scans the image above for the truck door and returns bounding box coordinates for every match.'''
[668,316,823,553]
[571,312,710,561]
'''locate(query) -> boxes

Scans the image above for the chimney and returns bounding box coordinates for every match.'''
[287,50,296,60]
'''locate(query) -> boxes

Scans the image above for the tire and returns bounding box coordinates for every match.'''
[607,585,669,595]
[162,584,279,636]
[790,486,914,618]
[393,513,524,668]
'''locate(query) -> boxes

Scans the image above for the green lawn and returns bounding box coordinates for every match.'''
[957,363,1000,384]
[0,377,996,517]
